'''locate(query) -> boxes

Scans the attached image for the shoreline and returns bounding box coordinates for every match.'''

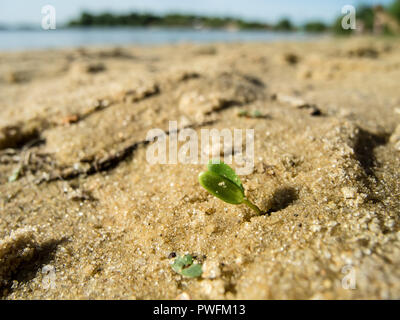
[0,28,324,52]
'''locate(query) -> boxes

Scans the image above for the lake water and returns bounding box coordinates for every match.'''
[0,27,322,51]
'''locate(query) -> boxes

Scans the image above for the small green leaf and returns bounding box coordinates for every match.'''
[171,260,184,273]
[8,167,21,183]
[180,254,193,266]
[199,161,263,214]
[171,254,203,278]
[199,170,244,205]
[252,110,262,118]
[207,159,243,192]
[237,110,249,117]
[171,254,193,273]
[181,263,202,278]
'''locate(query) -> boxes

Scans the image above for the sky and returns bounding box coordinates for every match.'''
[0,0,395,26]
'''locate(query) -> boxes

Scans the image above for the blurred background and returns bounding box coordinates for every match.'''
[0,0,399,50]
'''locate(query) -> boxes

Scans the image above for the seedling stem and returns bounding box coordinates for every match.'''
[243,198,262,215]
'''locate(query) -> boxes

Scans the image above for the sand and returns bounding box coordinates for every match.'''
[0,37,399,299]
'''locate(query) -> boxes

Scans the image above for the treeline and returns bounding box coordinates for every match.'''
[68,12,325,32]
[68,13,306,31]
[68,12,272,30]
[68,0,400,34]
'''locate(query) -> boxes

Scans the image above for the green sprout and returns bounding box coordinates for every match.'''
[252,110,262,118]
[237,110,249,117]
[237,109,263,119]
[8,166,22,183]
[198,160,262,215]
[171,254,203,278]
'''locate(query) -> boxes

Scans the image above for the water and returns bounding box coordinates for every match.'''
[0,27,321,51]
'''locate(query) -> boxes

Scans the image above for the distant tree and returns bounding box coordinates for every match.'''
[274,18,294,31]
[80,12,94,26]
[388,0,400,22]
[357,5,375,31]
[238,21,270,29]
[96,13,116,26]
[303,21,327,33]
[331,15,354,35]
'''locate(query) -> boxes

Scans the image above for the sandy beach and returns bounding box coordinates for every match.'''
[0,37,400,299]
